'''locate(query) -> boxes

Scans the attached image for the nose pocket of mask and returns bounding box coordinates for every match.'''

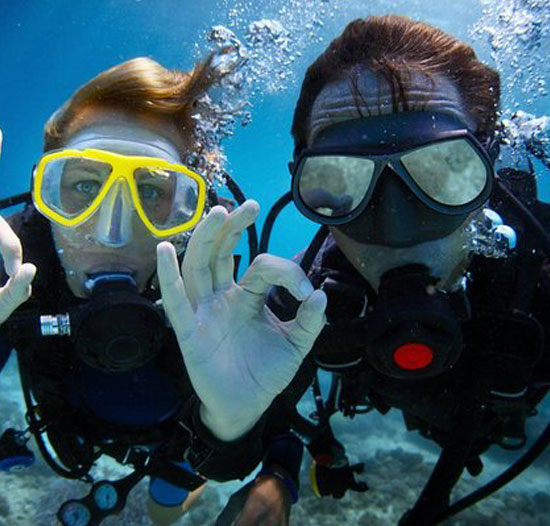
[95,180,134,247]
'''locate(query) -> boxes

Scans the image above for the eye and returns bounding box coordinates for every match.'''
[75,180,101,197]
[138,183,163,201]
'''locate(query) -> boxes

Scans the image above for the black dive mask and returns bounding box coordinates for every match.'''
[316,265,470,379]
[1,272,165,372]
[291,112,496,247]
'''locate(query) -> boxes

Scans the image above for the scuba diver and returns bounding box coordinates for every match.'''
[251,14,550,526]
[0,56,326,526]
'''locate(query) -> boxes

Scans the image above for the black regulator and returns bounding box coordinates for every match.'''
[0,272,166,373]
[314,264,470,380]
[365,264,469,379]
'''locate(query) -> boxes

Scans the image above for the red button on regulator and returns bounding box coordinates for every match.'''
[393,342,434,370]
[314,454,333,467]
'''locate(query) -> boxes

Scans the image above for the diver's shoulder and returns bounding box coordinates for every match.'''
[491,166,550,232]
[534,199,550,228]
[5,204,49,239]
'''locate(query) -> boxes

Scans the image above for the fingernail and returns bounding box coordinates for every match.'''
[313,289,328,310]
[157,242,170,255]
[299,279,314,297]
[246,200,260,215]
[27,264,37,281]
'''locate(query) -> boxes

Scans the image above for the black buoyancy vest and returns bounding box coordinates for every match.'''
[2,206,191,466]
[301,169,550,439]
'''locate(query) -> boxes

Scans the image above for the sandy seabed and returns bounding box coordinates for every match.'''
[1,356,548,526]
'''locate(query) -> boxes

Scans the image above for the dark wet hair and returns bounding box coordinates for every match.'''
[292,15,501,153]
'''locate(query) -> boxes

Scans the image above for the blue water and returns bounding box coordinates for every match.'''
[1,0,548,259]
[1,1,549,525]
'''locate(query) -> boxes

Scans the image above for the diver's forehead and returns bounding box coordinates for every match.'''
[64,124,182,163]
[307,67,476,146]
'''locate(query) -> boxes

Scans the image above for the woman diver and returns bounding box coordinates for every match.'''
[0,55,326,526]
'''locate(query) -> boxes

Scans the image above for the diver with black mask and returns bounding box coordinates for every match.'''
[0,57,326,526]
[257,15,550,526]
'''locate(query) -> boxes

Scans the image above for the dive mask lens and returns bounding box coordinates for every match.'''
[297,155,375,218]
[39,155,112,218]
[133,166,199,231]
[400,138,490,206]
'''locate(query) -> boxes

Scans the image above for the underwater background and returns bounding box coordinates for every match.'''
[0,0,549,524]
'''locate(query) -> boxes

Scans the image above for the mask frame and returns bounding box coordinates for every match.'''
[291,112,495,225]
[33,148,207,238]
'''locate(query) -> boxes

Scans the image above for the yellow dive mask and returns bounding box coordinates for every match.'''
[33,148,207,238]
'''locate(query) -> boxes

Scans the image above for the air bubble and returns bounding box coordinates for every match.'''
[498,110,550,168]
[192,1,343,184]
[471,0,550,107]
[465,208,516,259]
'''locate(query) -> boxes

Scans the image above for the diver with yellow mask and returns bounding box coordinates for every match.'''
[0,56,326,526]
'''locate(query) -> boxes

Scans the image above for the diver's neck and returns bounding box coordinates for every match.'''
[330,228,470,293]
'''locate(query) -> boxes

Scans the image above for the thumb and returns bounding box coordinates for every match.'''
[0,263,36,324]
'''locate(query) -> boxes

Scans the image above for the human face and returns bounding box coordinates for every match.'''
[49,107,190,298]
[306,68,482,290]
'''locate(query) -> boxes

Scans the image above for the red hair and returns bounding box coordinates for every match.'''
[44,56,217,155]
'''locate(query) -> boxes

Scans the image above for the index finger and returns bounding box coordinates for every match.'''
[0,215,22,276]
[156,241,194,345]
[182,206,227,305]
[211,200,260,290]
